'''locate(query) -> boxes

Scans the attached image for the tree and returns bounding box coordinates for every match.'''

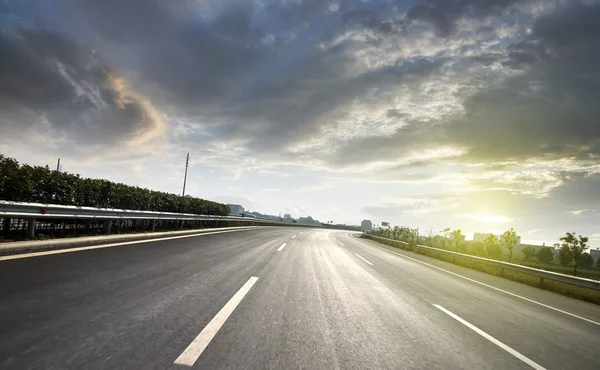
[578,253,594,270]
[441,228,451,249]
[449,229,465,252]
[487,244,503,259]
[470,241,485,256]
[410,227,419,248]
[521,246,536,261]
[536,247,554,264]
[0,155,229,216]
[392,226,400,240]
[425,229,437,247]
[558,246,573,267]
[559,232,589,275]
[483,233,498,258]
[500,228,520,261]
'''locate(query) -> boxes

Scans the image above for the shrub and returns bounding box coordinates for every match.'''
[522,246,536,260]
[487,244,502,259]
[470,241,485,256]
[536,247,554,264]
[0,155,228,216]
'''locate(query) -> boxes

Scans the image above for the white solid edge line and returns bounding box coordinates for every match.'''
[0,228,254,262]
[362,239,600,326]
[277,243,287,252]
[433,304,546,370]
[291,235,296,239]
[174,277,259,367]
[355,253,373,266]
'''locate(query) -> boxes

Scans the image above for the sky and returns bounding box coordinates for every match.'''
[1,0,600,246]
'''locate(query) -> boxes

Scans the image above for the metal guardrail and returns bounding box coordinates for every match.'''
[0,200,310,238]
[363,234,600,291]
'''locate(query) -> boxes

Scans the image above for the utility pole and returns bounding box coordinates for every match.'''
[182,152,189,197]
[56,158,61,172]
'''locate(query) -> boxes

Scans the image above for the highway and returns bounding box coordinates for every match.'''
[1,228,599,369]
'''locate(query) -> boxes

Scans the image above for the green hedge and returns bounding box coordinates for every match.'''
[0,155,229,216]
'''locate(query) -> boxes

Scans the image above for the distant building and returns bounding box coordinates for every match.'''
[227,204,245,216]
[361,220,373,231]
[473,232,501,242]
[250,211,279,221]
[381,221,390,228]
[298,216,319,225]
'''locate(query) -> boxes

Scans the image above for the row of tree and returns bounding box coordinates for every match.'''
[370,226,599,276]
[0,155,229,216]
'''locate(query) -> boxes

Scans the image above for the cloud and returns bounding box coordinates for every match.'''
[447,2,600,163]
[321,1,600,176]
[260,188,281,193]
[0,28,166,153]
[406,0,522,36]
[362,172,600,239]
[293,182,335,193]
[2,0,600,242]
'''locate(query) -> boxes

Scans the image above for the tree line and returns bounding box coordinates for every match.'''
[0,155,229,216]
[370,226,600,276]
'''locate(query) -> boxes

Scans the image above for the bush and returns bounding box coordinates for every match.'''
[470,241,485,256]
[536,247,554,264]
[0,155,228,216]
[578,253,594,269]
[487,244,502,259]
[522,246,536,260]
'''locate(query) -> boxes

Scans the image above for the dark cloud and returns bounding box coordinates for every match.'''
[59,0,268,109]
[0,0,458,155]
[386,109,410,119]
[237,56,447,149]
[3,0,600,172]
[471,53,503,66]
[326,118,450,167]
[0,28,164,146]
[328,1,600,169]
[450,1,600,161]
[406,0,522,36]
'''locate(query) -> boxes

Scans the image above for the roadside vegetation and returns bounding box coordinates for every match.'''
[0,155,228,215]
[369,226,600,280]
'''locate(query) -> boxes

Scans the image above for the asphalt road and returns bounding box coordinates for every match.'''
[1,227,599,369]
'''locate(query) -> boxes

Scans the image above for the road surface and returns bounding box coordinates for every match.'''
[1,228,599,369]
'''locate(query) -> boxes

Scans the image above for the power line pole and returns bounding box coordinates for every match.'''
[56,158,61,172]
[182,152,189,197]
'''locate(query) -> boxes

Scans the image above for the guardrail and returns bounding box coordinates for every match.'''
[0,200,312,239]
[362,233,600,303]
